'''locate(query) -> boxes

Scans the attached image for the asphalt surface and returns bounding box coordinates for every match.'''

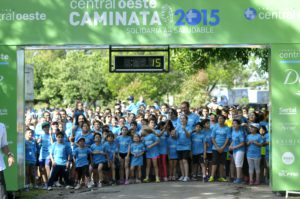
[30,181,284,199]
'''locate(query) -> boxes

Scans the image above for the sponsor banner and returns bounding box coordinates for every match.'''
[271,44,300,191]
[0,46,21,191]
[0,0,300,45]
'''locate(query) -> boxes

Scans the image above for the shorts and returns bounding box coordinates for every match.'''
[206,153,213,162]
[212,150,226,165]
[177,150,190,160]
[233,151,245,168]
[39,158,51,167]
[76,165,90,179]
[192,154,204,164]
[119,153,128,159]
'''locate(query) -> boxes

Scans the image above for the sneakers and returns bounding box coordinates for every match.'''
[233,178,243,184]
[172,176,176,181]
[155,177,160,183]
[163,177,168,182]
[191,175,197,181]
[143,178,150,183]
[208,176,214,182]
[65,185,73,189]
[124,180,129,185]
[74,184,81,190]
[87,181,93,188]
[55,181,63,187]
[217,177,228,182]
[135,179,141,184]
[178,176,184,181]
[249,180,254,185]
[111,180,117,186]
[47,186,53,191]
[254,180,260,185]
[182,176,190,182]
[168,176,172,181]
[41,185,48,190]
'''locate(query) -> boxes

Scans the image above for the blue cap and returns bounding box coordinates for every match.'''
[127,96,134,101]
[76,136,85,143]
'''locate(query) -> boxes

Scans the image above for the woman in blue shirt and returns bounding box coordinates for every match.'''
[175,114,192,182]
[166,120,177,181]
[229,119,245,184]
[247,123,263,185]
[156,121,169,182]
[129,134,145,183]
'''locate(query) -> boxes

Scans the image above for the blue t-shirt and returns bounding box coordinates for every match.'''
[73,126,83,138]
[111,126,120,136]
[157,130,168,155]
[38,133,52,160]
[231,129,245,154]
[171,118,179,129]
[51,142,72,165]
[130,142,145,166]
[246,133,263,159]
[75,133,94,147]
[203,129,213,153]
[264,133,270,160]
[73,147,91,168]
[176,125,192,151]
[191,132,206,155]
[104,141,118,161]
[211,125,231,152]
[91,143,107,164]
[167,136,178,159]
[25,139,37,164]
[143,133,160,158]
[116,135,132,154]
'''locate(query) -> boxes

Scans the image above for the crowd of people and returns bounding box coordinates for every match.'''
[24,96,270,191]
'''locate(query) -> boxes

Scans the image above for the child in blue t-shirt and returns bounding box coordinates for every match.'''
[142,127,160,183]
[25,129,37,189]
[91,133,108,188]
[103,133,118,185]
[73,137,93,189]
[47,131,73,190]
[129,134,145,183]
[156,121,169,182]
[247,123,263,185]
[116,126,132,185]
[202,119,212,179]
[191,122,207,181]
[167,123,178,181]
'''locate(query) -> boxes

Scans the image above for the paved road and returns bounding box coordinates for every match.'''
[33,181,282,199]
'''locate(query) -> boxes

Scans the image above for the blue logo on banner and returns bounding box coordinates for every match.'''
[244,8,257,20]
[185,9,201,25]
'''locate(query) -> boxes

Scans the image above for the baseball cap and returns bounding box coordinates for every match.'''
[41,122,50,129]
[127,96,134,101]
[76,136,85,143]
[249,123,260,129]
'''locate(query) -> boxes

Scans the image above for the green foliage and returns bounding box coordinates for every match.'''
[26,48,269,107]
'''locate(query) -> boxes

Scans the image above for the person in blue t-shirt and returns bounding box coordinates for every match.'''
[75,121,94,148]
[262,126,269,184]
[175,114,192,182]
[129,134,145,184]
[166,120,177,181]
[156,121,169,182]
[116,126,132,185]
[202,119,213,179]
[73,137,93,189]
[209,115,231,183]
[47,131,73,190]
[246,123,263,185]
[179,101,200,130]
[37,122,52,188]
[229,119,245,184]
[91,133,108,188]
[191,122,207,181]
[104,133,118,185]
[142,126,160,183]
[25,129,37,189]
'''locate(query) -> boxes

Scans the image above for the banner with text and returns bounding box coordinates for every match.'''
[0,0,300,45]
[271,44,300,191]
[0,46,21,191]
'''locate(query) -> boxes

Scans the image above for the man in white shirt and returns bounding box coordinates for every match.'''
[0,123,15,199]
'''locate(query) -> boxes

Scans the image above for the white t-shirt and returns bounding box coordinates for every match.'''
[0,123,8,171]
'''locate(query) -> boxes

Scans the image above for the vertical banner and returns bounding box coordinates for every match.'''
[271,44,300,191]
[0,46,22,191]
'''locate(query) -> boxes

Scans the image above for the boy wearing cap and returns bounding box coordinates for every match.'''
[47,131,72,190]
[73,137,93,189]
[37,122,52,189]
